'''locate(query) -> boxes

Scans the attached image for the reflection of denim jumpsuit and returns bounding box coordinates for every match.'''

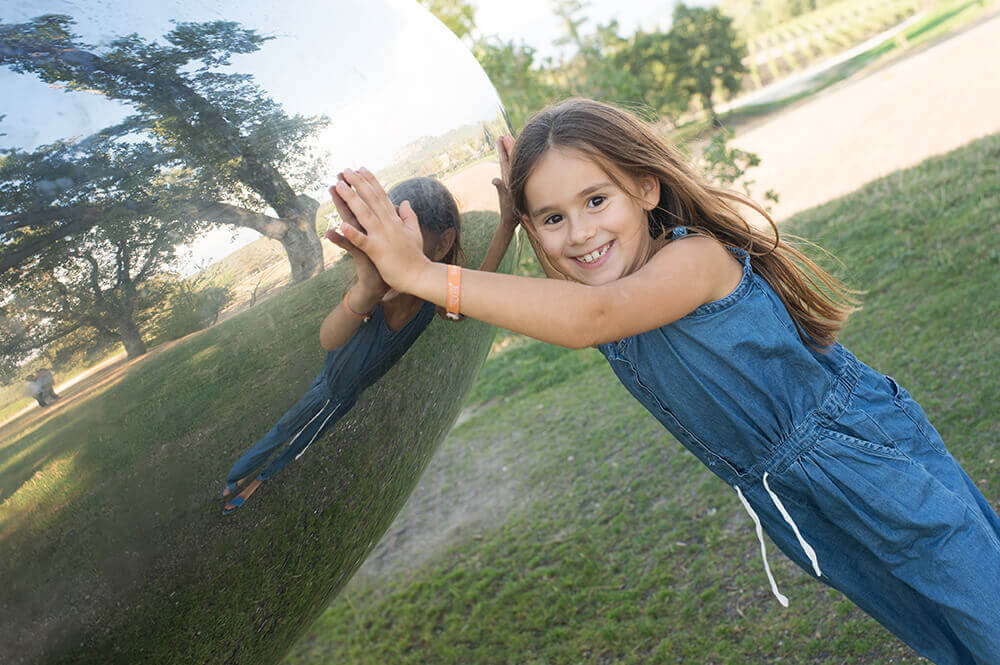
[597,228,1000,665]
[226,301,436,485]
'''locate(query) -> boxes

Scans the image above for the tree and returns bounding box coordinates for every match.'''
[0,208,208,362]
[665,3,747,125]
[552,13,636,102]
[473,38,559,131]
[614,30,689,124]
[418,0,477,43]
[0,15,330,282]
[546,2,689,123]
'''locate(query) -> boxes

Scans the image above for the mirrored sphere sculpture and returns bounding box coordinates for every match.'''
[0,1,514,663]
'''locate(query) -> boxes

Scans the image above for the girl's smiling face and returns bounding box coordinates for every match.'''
[523,147,659,285]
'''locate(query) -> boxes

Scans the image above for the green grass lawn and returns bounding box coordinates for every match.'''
[281,133,1000,665]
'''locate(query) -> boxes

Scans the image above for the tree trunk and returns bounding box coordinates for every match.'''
[702,90,721,128]
[115,316,147,359]
[280,198,324,283]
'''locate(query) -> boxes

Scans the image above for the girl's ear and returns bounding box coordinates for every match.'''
[639,175,660,211]
[431,227,458,261]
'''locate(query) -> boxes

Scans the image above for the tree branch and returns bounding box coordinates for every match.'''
[0,199,284,273]
[179,199,288,237]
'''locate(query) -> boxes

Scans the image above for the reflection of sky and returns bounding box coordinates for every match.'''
[2,0,500,171]
[2,0,503,270]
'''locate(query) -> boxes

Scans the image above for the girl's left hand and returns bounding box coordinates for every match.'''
[334,168,428,292]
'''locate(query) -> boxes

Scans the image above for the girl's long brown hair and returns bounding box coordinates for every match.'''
[508,98,860,348]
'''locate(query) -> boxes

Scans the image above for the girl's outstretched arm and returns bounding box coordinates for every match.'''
[335,168,742,348]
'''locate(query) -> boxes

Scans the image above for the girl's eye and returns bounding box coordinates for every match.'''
[543,214,563,226]
[587,195,606,208]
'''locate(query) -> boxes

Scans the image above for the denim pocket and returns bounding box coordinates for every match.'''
[818,425,909,461]
[883,375,947,455]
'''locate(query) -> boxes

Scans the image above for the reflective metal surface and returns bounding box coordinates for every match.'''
[0,1,513,662]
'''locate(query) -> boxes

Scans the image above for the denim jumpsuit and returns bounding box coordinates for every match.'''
[226,300,436,485]
[597,228,1000,665]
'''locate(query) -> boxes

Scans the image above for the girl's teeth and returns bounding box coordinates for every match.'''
[579,243,610,263]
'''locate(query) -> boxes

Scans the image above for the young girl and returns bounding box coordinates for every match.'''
[221,175,517,515]
[333,100,1000,665]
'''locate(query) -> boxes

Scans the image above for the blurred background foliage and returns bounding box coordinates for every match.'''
[422,0,944,131]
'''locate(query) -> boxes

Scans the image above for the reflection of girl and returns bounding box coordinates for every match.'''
[222,175,516,515]
[334,101,1000,664]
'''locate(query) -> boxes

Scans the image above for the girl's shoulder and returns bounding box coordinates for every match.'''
[653,228,748,308]
[666,226,749,261]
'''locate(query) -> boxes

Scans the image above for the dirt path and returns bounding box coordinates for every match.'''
[733,11,1000,221]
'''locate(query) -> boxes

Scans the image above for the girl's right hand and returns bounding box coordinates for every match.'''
[492,135,517,230]
[327,175,390,299]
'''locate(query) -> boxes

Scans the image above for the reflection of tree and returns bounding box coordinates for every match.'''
[0,15,330,282]
[0,136,212,361]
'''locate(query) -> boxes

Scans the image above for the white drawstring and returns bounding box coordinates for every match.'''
[285,399,329,462]
[763,472,822,577]
[294,400,338,461]
[735,484,789,607]
[735,473,822,607]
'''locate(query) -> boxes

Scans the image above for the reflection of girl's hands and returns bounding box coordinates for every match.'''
[492,135,517,230]
[334,168,428,293]
[326,176,390,299]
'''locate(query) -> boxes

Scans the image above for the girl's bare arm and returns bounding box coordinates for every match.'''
[334,167,742,348]
[407,236,737,348]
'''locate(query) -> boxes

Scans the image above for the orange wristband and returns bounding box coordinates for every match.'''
[446,265,462,320]
[342,289,374,322]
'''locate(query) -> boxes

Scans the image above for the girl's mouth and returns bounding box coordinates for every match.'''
[572,240,613,268]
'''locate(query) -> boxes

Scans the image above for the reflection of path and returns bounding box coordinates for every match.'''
[444,161,501,213]
[733,12,1000,221]
[215,242,346,325]
[0,352,127,430]
[0,340,178,442]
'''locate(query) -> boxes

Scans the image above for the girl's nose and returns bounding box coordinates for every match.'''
[567,216,596,246]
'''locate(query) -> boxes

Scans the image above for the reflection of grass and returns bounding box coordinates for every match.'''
[283,135,1000,665]
[0,453,79,538]
[0,210,512,664]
